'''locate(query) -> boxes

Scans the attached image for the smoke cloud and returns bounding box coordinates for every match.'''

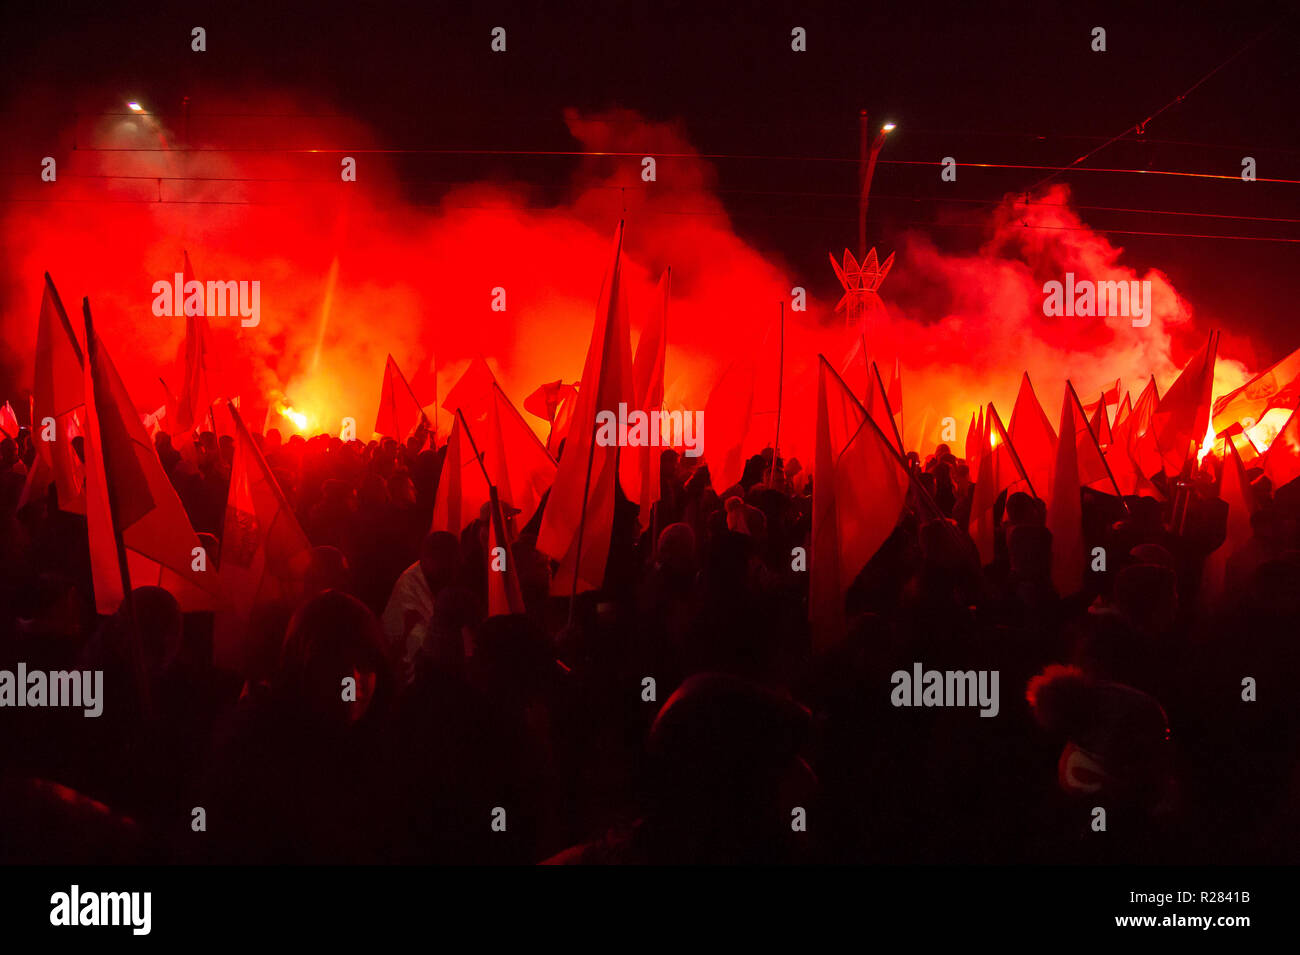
[0,93,1254,464]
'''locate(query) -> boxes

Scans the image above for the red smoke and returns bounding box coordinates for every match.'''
[0,94,1257,467]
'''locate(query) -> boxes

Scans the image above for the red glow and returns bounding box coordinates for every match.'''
[0,95,1267,466]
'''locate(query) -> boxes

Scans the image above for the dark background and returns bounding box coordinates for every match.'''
[3,0,1298,363]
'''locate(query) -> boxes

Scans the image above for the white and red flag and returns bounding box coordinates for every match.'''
[537,222,635,596]
[81,299,220,615]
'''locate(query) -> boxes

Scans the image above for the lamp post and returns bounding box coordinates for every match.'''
[857,110,895,261]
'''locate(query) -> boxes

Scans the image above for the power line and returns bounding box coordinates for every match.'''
[3,194,1296,243]
[8,172,1299,224]
[1026,11,1294,192]
[51,146,1300,183]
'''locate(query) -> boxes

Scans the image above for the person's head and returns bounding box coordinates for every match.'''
[656,522,697,576]
[128,586,185,679]
[193,431,217,465]
[358,472,389,508]
[1027,664,1172,804]
[1005,491,1038,526]
[1007,523,1053,580]
[645,674,814,861]
[23,573,83,637]
[264,428,283,454]
[152,433,178,467]
[740,454,766,489]
[419,531,462,593]
[0,437,17,470]
[303,545,352,597]
[387,471,416,506]
[278,590,392,726]
[953,462,972,491]
[1114,562,1178,636]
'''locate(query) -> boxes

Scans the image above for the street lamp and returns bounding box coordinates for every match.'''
[858,111,896,260]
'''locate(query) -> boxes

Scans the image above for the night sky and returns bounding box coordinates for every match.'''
[3,1,1297,372]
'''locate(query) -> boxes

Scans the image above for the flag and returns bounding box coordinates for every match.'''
[485,382,556,524]
[1202,439,1254,605]
[621,267,670,530]
[486,489,526,618]
[1082,378,1121,417]
[30,274,86,512]
[81,299,221,615]
[524,379,576,423]
[1089,394,1112,450]
[1047,385,1086,596]
[215,402,313,672]
[374,354,428,440]
[1107,391,1161,498]
[970,403,1032,566]
[810,357,910,649]
[141,405,167,440]
[537,222,635,596]
[1212,344,1300,434]
[1128,376,1163,480]
[547,386,579,458]
[209,396,239,440]
[441,355,497,422]
[0,402,17,439]
[703,357,756,492]
[1064,382,1120,495]
[1152,332,1218,477]
[173,251,216,435]
[1007,372,1057,502]
[967,404,985,475]
[1112,392,1132,431]
[430,411,489,536]
[1263,402,1300,491]
[964,409,981,475]
[433,391,555,532]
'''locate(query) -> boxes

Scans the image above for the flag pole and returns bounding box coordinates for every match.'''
[897,359,905,451]
[1068,380,1129,511]
[394,356,429,445]
[455,407,494,490]
[83,298,152,721]
[987,402,1037,501]
[769,301,784,486]
[872,360,906,453]
[456,407,514,561]
[565,412,601,630]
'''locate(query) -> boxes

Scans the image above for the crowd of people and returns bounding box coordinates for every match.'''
[2,421,1298,864]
